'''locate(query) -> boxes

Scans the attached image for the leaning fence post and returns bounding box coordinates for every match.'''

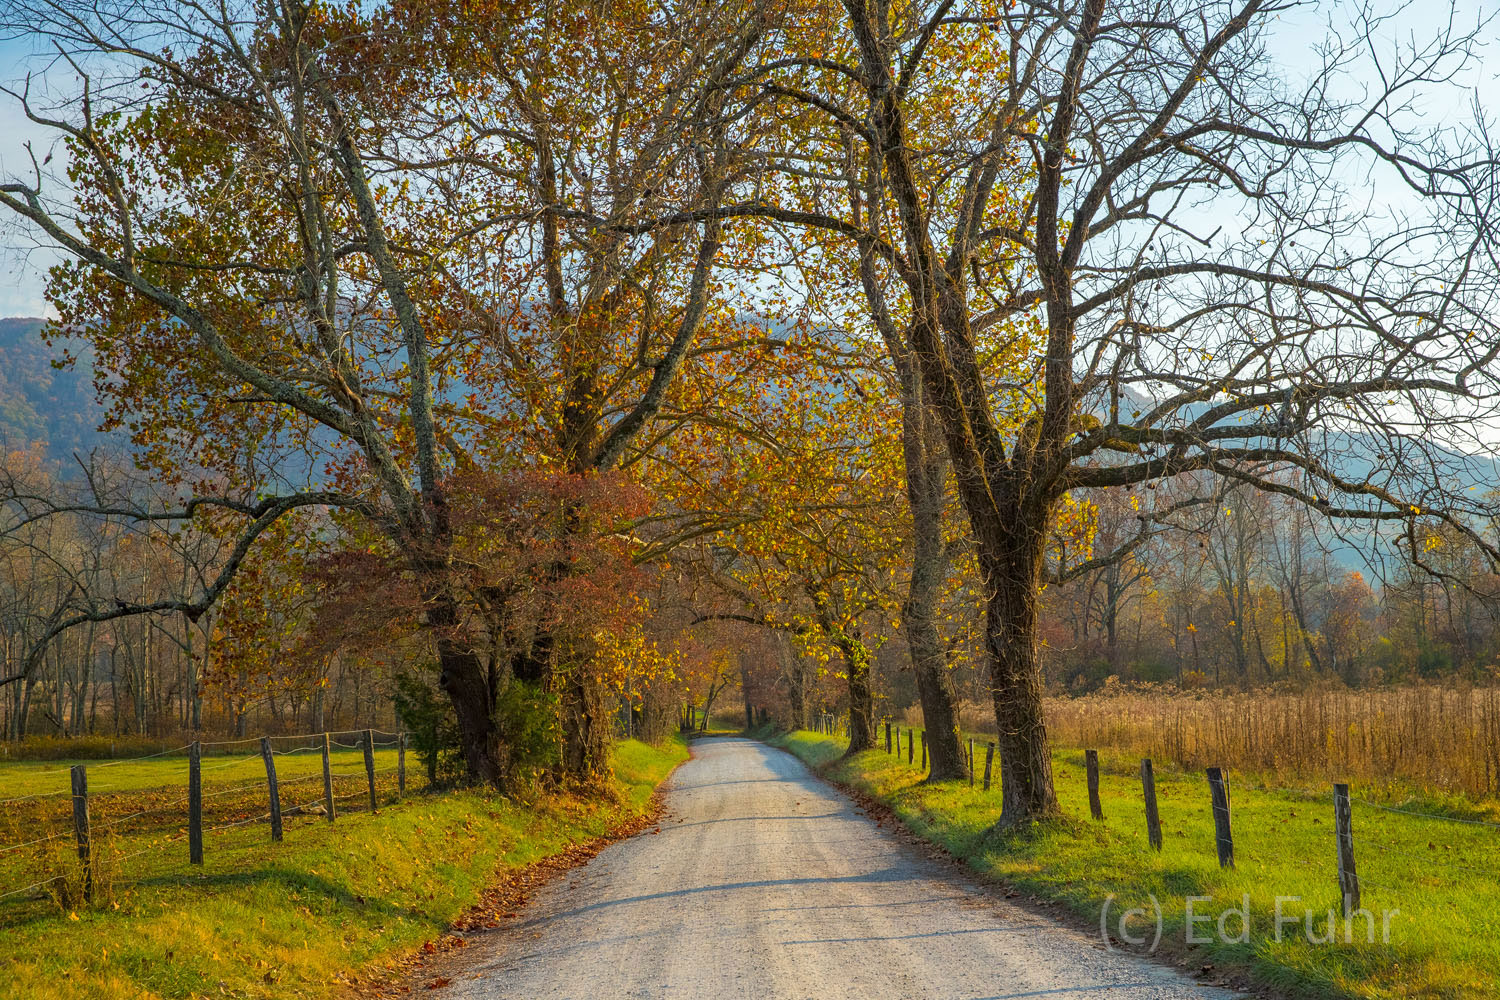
[1206,766,1234,868]
[885,721,892,754]
[1334,783,1360,916]
[397,731,407,799]
[363,729,378,813]
[260,737,283,842]
[968,737,975,787]
[983,742,995,791]
[70,764,92,901]
[1140,758,1162,851]
[189,741,203,863]
[321,733,336,822]
[920,731,927,772]
[907,729,914,766]
[1086,749,1104,820]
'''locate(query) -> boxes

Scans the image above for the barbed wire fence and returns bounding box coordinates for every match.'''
[785,712,1500,936]
[0,727,415,909]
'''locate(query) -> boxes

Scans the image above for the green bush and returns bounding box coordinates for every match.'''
[392,664,466,788]
[393,665,561,793]
[494,679,560,789]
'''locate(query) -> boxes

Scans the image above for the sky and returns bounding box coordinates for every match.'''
[0,2,1496,320]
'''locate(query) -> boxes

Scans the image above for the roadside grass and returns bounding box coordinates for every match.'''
[0,746,415,896]
[767,728,1500,1000]
[0,735,688,1000]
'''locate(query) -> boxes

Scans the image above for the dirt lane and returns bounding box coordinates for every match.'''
[438,737,1241,999]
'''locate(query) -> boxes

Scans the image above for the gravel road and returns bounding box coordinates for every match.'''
[437,737,1242,999]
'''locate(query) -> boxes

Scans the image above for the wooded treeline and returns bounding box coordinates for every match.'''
[4,0,1500,822]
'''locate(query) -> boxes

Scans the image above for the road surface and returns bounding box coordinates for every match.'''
[437,737,1241,999]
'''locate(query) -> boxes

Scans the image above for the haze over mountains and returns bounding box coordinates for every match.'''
[0,316,113,464]
[2,312,1495,550]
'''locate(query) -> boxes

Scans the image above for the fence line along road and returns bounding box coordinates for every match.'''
[0,726,410,905]
[764,708,1495,928]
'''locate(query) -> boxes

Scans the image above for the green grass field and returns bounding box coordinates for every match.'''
[0,735,689,1000]
[0,738,419,906]
[769,728,1500,999]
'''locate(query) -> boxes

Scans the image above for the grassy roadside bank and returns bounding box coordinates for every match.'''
[0,736,688,1000]
[763,728,1498,1000]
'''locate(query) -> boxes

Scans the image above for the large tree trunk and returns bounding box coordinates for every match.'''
[907,601,967,780]
[429,595,503,786]
[559,669,611,784]
[438,640,501,786]
[777,633,810,729]
[980,525,1060,825]
[857,197,970,780]
[838,632,876,754]
[899,377,969,782]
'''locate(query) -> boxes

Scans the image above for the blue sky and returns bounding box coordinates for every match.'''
[0,32,59,317]
[1,2,1496,319]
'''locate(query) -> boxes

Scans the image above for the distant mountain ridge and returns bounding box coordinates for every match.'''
[0,316,113,464]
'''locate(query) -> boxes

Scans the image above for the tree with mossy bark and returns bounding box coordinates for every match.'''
[725,0,1500,824]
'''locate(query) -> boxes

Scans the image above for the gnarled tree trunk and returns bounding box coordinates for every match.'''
[979,516,1060,825]
[429,595,503,786]
[899,370,969,782]
[559,668,611,785]
[836,631,876,754]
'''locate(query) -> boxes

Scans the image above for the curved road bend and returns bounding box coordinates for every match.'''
[439,737,1242,999]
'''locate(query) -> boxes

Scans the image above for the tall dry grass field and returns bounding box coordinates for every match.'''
[939,683,1500,800]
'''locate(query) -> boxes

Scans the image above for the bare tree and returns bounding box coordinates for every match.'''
[730,0,1500,822]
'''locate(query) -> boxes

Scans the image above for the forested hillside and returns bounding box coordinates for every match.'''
[0,317,108,462]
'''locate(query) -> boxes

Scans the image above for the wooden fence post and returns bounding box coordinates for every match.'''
[907,729,914,766]
[968,737,975,787]
[261,737,283,843]
[1334,783,1360,916]
[1085,749,1103,821]
[885,721,892,754]
[982,743,995,791]
[189,741,203,864]
[1140,758,1162,851]
[1206,767,1234,868]
[895,727,900,756]
[920,731,927,772]
[397,731,407,799]
[322,733,336,822]
[363,729,378,813]
[70,765,92,901]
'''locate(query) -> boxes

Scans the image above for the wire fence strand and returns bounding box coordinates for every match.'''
[1353,798,1500,829]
